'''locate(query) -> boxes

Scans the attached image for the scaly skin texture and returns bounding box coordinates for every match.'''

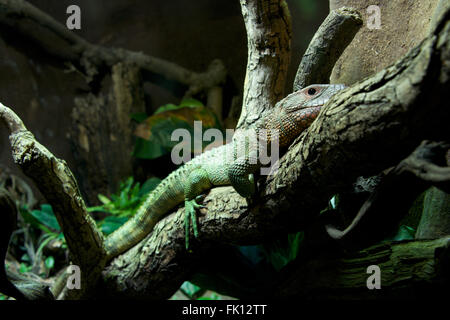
[104,84,346,259]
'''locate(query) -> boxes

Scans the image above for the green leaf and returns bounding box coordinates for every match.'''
[99,216,129,235]
[98,194,111,205]
[19,263,31,274]
[20,206,44,230]
[133,102,222,160]
[87,205,109,213]
[133,137,169,159]
[44,256,55,270]
[179,98,204,108]
[197,293,220,300]
[130,112,149,123]
[21,253,30,263]
[259,231,304,271]
[154,103,180,115]
[40,204,53,215]
[154,98,203,115]
[287,232,304,260]
[180,281,201,297]
[30,204,60,231]
[386,225,416,242]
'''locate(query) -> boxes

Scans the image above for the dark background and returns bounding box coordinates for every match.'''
[0,0,328,194]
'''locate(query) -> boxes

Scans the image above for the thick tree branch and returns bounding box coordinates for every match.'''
[293,7,362,90]
[99,14,450,299]
[416,186,450,239]
[0,103,107,298]
[236,0,292,129]
[325,141,450,248]
[0,0,226,95]
[274,237,450,299]
[1,1,448,300]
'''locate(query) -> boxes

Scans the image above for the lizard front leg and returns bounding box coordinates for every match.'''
[184,168,212,249]
[227,152,259,199]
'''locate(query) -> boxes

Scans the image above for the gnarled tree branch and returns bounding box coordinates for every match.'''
[0,0,226,95]
[275,237,450,299]
[325,140,450,249]
[0,102,107,299]
[1,1,448,300]
[236,0,292,129]
[99,8,450,300]
[293,7,362,90]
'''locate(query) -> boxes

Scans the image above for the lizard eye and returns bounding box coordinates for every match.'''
[307,87,317,95]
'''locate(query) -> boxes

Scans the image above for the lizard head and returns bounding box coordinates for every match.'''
[265,84,347,147]
[279,84,347,112]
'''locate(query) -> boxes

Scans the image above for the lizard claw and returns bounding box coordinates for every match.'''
[184,199,203,250]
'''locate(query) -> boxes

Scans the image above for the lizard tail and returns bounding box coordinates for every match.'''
[104,175,184,260]
[104,196,161,259]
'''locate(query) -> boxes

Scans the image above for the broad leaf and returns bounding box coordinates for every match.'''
[29,204,60,231]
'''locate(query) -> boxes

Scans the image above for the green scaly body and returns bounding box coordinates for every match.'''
[105,84,346,259]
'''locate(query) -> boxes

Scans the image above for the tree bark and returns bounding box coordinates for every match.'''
[0,0,227,203]
[293,7,362,90]
[0,1,448,300]
[416,187,450,239]
[0,102,107,299]
[98,10,450,299]
[275,237,450,299]
[236,0,292,129]
[326,141,450,249]
[0,0,227,93]
[69,63,145,204]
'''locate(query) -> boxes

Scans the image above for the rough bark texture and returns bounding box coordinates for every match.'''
[69,63,145,203]
[0,102,107,299]
[0,0,227,203]
[326,141,450,249]
[99,13,450,298]
[416,187,450,239]
[293,7,362,90]
[1,0,448,300]
[330,0,441,85]
[275,237,450,299]
[236,0,292,129]
[0,0,227,93]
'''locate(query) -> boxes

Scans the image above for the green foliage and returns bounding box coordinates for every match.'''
[132,98,222,160]
[177,281,222,300]
[3,174,159,296]
[385,225,416,242]
[154,98,204,114]
[129,112,148,123]
[88,176,161,235]
[88,177,161,217]
[19,259,32,273]
[197,293,221,300]
[181,281,202,296]
[20,204,61,233]
[19,204,66,250]
[16,204,65,278]
[260,232,304,272]
[44,256,55,270]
